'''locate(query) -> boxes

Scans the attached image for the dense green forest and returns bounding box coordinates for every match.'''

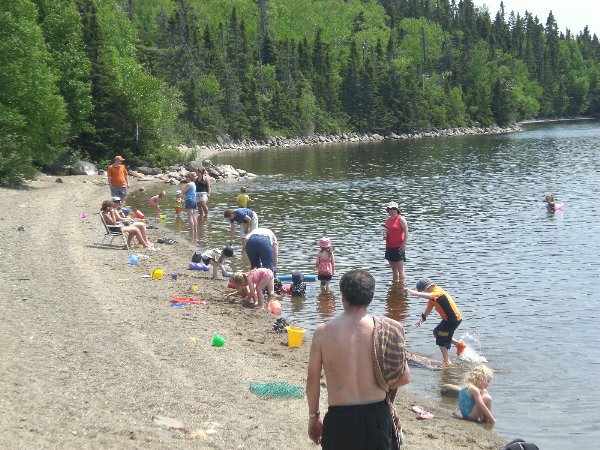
[1,0,600,184]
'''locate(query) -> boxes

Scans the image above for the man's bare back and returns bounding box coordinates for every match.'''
[315,311,386,406]
[306,269,409,447]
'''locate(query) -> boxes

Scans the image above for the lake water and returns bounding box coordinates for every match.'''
[129,120,600,449]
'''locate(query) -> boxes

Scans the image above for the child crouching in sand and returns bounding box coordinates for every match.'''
[458,364,495,423]
[201,246,234,279]
[228,268,276,310]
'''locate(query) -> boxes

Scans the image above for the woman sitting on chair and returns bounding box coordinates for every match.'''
[101,200,154,250]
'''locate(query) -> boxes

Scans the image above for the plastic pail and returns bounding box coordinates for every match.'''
[151,268,163,280]
[285,326,306,348]
[134,209,145,219]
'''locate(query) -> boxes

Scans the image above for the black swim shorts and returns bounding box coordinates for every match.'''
[433,319,462,349]
[385,247,407,262]
[321,400,396,450]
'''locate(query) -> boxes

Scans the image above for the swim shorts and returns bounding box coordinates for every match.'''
[185,199,196,209]
[433,319,461,349]
[318,274,333,281]
[196,192,208,203]
[385,247,407,262]
[321,400,395,450]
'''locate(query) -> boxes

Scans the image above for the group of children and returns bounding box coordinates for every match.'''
[146,185,495,423]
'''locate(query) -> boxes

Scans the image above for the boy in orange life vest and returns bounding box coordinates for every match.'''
[407,278,467,365]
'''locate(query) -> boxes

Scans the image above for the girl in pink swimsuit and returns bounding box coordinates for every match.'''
[229,268,276,310]
[316,237,335,291]
[149,191,166,217]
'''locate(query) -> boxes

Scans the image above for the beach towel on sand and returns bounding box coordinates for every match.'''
[372,316,407,448]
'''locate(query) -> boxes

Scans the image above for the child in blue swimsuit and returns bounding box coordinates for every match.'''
[458,364,495,423]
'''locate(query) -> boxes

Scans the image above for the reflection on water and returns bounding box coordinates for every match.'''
[316,290,337,318]
[384,281,410,323]
[126,120,600,449]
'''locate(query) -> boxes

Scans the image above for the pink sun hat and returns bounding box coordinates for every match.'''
[318,237,331,249]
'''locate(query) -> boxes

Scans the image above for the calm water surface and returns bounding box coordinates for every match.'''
[130,120,600,449]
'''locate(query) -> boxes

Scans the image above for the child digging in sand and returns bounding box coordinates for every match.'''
[407,278,466,365]
[200,246,234,279]
[458,364,495,423]
[228,268,276,310]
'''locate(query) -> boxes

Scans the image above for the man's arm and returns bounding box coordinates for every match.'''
[306,326,324,444]
[124,166,129,187]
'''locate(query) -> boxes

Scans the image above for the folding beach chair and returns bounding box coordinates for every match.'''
[99,213,130,249]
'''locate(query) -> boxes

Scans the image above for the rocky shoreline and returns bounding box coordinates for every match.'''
[179,123,522,162]
[59,124,522,188]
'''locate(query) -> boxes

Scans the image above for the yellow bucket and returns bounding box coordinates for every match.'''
[151,268,163,280]
[285,326,306,348]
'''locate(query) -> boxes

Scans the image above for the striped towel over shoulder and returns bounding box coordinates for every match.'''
[372,316,407,392]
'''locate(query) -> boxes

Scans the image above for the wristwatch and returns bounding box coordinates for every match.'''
[309,411,320,418]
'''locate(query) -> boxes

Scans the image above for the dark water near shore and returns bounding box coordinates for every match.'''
[129,120,600,449]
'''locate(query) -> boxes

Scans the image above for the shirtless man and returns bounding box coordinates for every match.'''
[306,269,411,449]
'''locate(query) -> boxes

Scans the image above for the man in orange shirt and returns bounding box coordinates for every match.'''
[107,156,129,200]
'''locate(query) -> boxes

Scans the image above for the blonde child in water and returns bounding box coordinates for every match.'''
[316,237,335,291]
[150,191,166,216]
[458,364,495,423]
[236,186,253,207]
[174,190,183,217]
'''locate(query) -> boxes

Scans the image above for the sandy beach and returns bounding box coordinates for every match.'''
[0,174,507,449]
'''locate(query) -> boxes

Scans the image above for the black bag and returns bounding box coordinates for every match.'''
[191,251,203,263]
[501,439,539,450]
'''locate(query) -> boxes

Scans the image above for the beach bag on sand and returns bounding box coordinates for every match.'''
[501,439,539,450]
[191,251,202,263]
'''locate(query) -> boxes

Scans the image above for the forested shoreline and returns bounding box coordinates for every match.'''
[2,0,599,184]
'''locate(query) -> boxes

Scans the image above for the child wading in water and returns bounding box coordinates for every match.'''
[407,278,466,365]
[458,364,495,423]
[236,186,254,207]
[316,237,335,291]
[149,191,166,217]
[174,190,183,217]
[545,193,556,212]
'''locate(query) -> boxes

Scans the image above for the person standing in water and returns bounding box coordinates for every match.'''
[195,167,211,218]
[407,278,466,365]
[384,201,408,282]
